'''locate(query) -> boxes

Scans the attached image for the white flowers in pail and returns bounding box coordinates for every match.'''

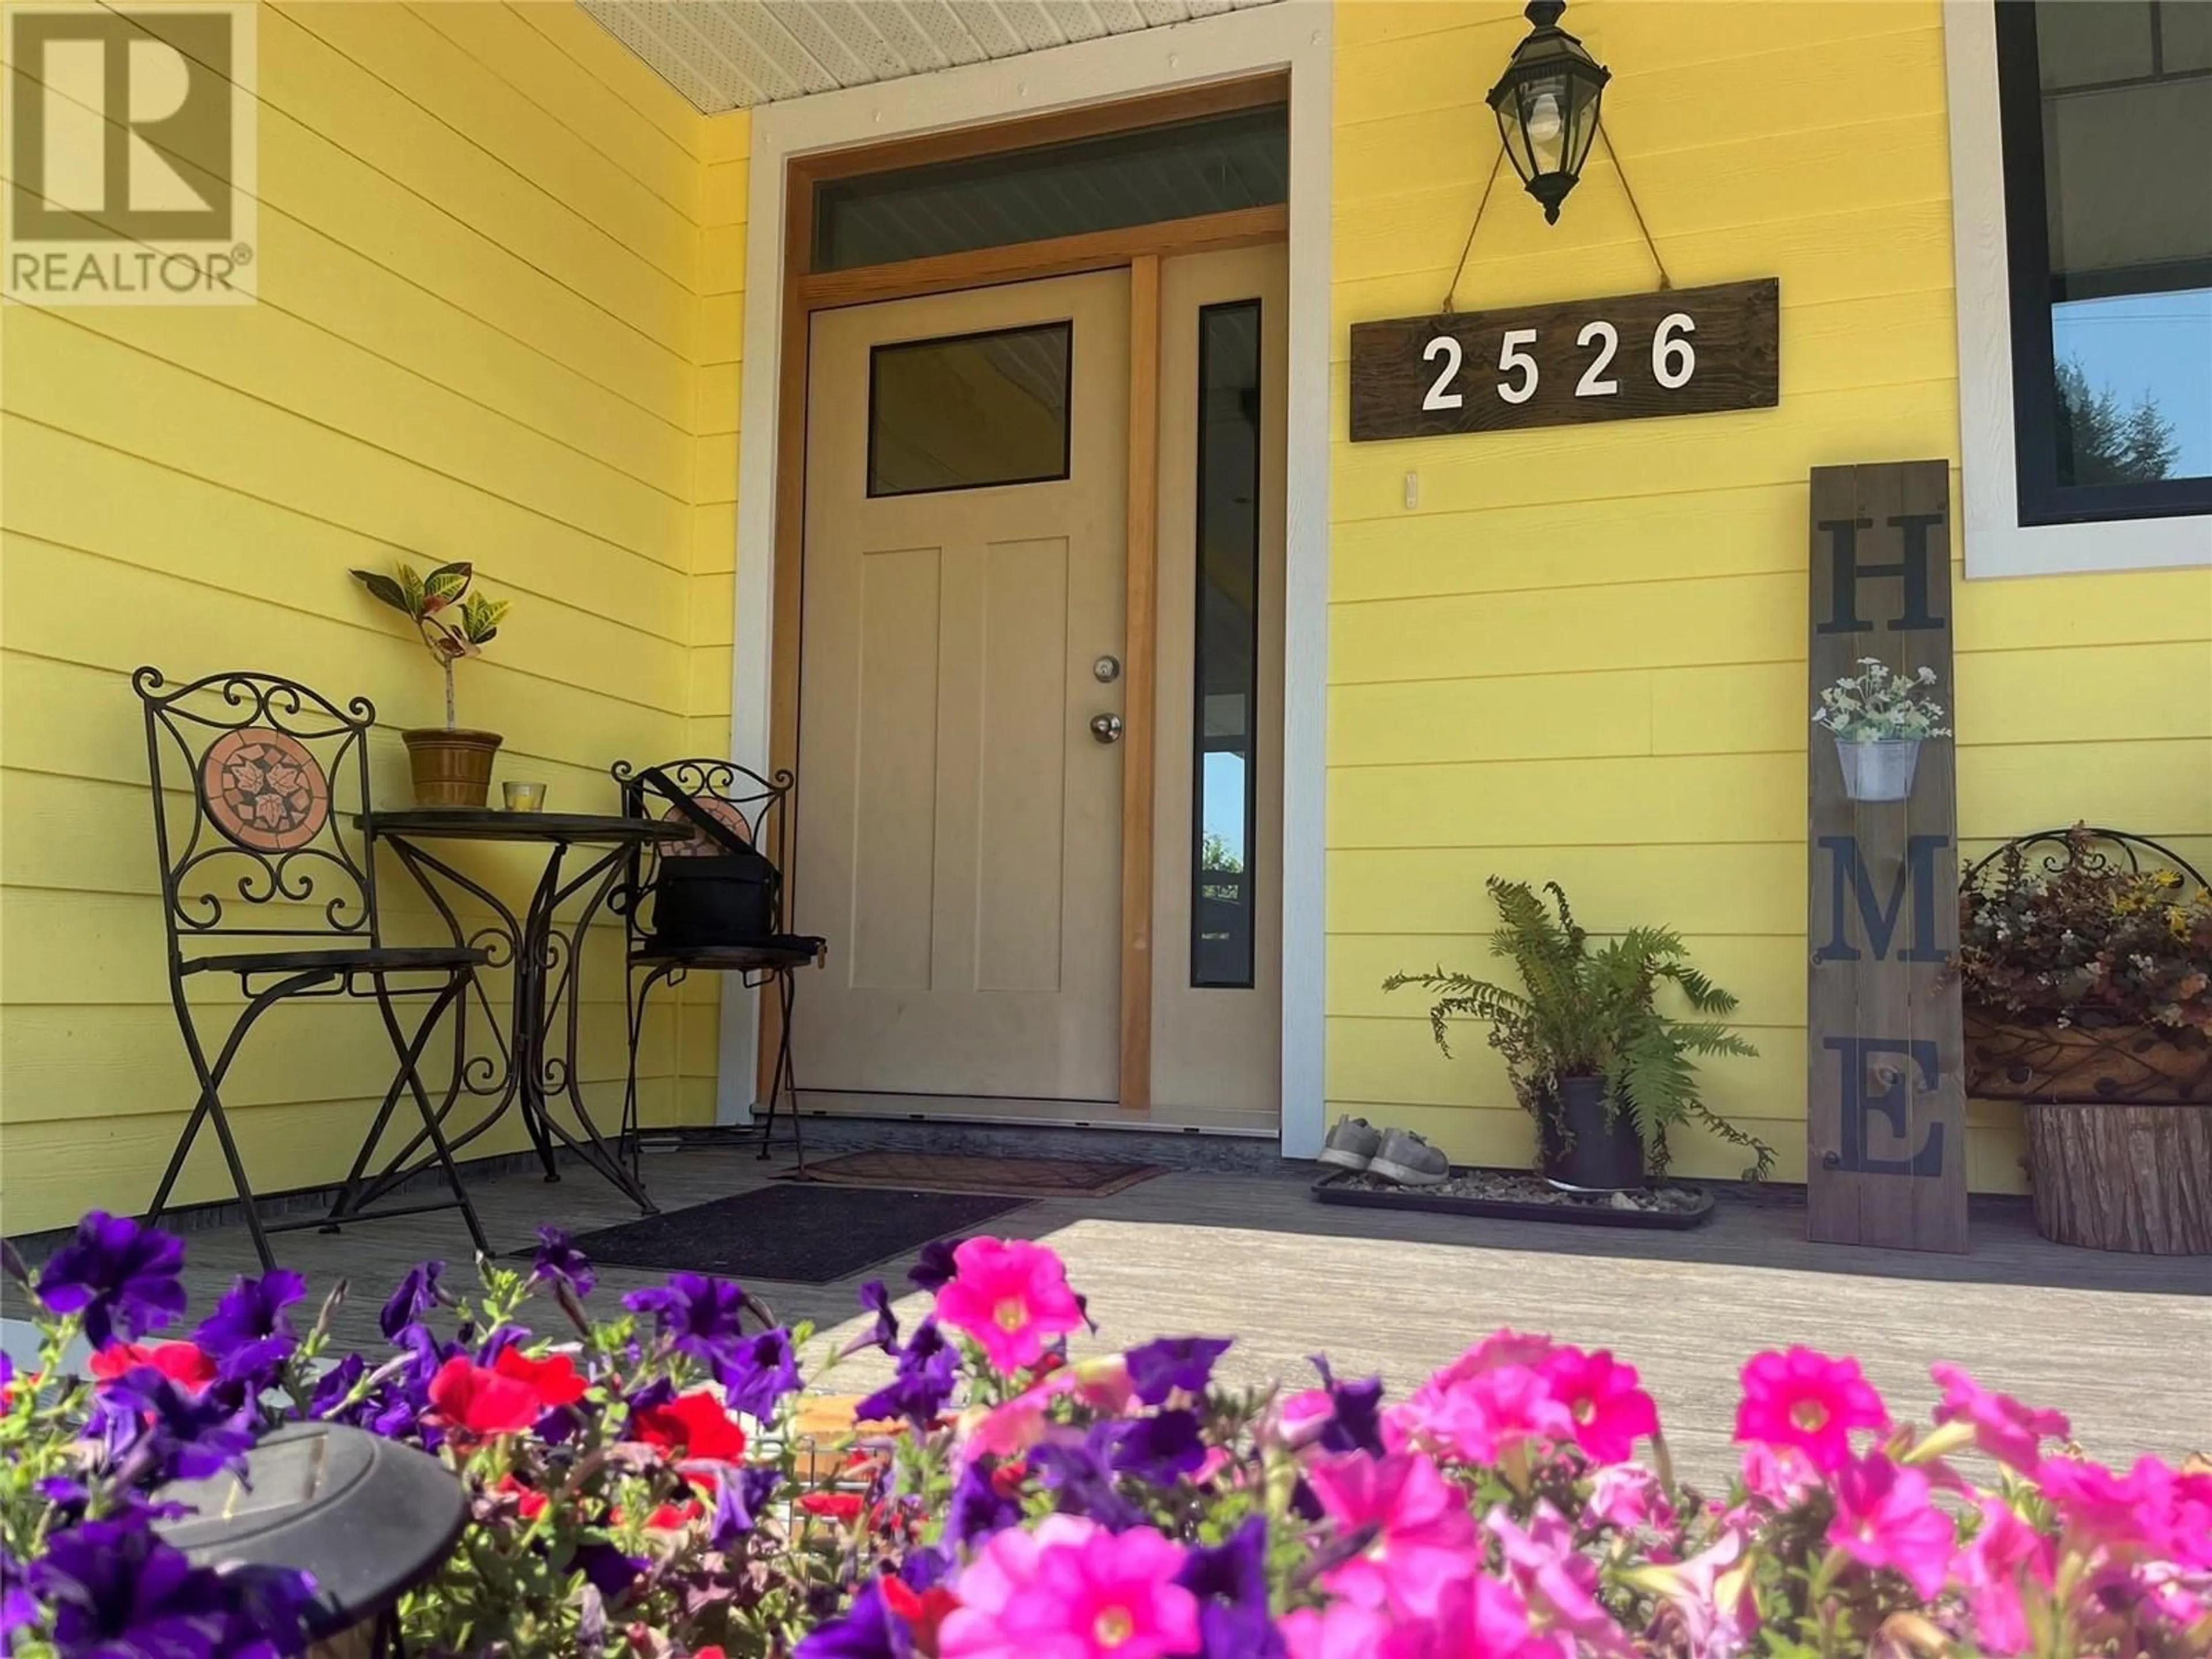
[1812,658,1953,802]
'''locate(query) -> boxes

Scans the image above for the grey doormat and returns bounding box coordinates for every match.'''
[778,1149,1165,1199]
[556,1184,1027,1284]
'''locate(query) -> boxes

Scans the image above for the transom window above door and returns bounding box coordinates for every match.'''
[814,103,1287,272]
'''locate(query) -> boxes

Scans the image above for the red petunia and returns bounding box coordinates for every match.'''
[494,1475,548,1521]
[798,1491,863,1521]
[89,1341,220,1392]
[426,1355,541,1438]
[492,1346,587,1409]
[631,1389,747,1462]
[646,1498,707,1530]
[882,1575,960,1651]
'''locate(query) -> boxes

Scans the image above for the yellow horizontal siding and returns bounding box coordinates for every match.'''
[1327,0,2212,1191]
[0,2,740,1234]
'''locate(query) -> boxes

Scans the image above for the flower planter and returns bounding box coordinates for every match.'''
[402,727,502,808]
[1964,1010,2212,1105]
[1313,1169,1714,1230]
[1536,1075,1647,1193]
[1963,1009,2212,1255]
[1832,736,1921,802]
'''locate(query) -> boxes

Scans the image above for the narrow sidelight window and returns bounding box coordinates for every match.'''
[867,323,1072,497]
[1191,300,1262,989]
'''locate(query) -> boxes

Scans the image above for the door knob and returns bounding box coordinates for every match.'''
[1089,713,1124,744]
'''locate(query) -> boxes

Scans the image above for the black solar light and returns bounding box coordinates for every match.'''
[1486,0,1613,224]
[155,1421,467,1657]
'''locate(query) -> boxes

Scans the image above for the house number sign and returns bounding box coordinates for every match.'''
[1347,277,1779,442]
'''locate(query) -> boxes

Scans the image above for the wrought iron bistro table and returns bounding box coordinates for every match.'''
[334,809,689,1217]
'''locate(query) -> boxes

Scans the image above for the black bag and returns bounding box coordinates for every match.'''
[639,768,781,950]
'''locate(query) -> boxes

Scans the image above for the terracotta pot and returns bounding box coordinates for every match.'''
[401,728,502,808]
[1964,1008,2212,1105]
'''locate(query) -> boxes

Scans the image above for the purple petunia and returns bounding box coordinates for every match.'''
[707,1464,783,1549]
[945,1459,1022,1549]
[570,1541,644,1604]
[1106,1408,1209,1486]
[530,1226,596,1301]
[1308,1354,1385,1457]
[623,1272,750,1369]
[721,1328,803,1421]
[1126,1336,1233,1405]
[24,1517,308,1659]
[102,1366,255,1485]
[843,1280,901,1358]
[855,1320,957,1429]
[194,1268,307,1386]
[378,1261,445,1342]
[1029,1435,1146,1532]
[793,1576,908,1659]
[1177,1517,1285,1659]
[907,1240,959,1294]
[0,1548,35,1641]
[33,1212,188,1350]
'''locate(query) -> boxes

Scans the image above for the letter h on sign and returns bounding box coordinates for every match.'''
[1805,462,1967,1254]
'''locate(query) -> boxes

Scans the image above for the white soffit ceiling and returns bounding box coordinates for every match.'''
[582,0,1285,114]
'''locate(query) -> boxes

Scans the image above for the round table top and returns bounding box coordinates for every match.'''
[360,808,692,846]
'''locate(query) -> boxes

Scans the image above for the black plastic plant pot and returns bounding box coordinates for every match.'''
[1539,1075,1647,1192]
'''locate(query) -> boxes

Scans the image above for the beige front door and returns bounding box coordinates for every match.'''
[792,271,1131,1103]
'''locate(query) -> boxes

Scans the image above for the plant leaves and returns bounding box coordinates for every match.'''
[351,569,411,613]
[423,562,474,604]
[399,564,427,618]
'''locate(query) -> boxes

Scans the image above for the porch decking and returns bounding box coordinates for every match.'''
[151,1146,2210,1485]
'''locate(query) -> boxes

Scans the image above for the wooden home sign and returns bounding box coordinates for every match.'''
[1347,277,1778,442]
[1805,460,1969,1255]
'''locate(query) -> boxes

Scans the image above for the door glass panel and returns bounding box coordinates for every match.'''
[1191,300,1260,989]
[816,105,1288,272]
[868,323,1072,497]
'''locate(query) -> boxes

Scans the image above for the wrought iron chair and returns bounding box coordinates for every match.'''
[135,668,491,1270]
[612,757,824,1169]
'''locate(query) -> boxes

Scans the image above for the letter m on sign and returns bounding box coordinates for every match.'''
[1804,462,1968,1253]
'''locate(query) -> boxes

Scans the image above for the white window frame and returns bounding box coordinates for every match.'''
[719,3,1334,1160]
[1943,0,2212,578]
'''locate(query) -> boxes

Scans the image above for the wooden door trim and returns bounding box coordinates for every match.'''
[764,82,1284,1109]
[1119,254,1162,1112]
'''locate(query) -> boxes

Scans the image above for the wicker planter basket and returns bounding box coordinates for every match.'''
[1966,1009,2212,1254]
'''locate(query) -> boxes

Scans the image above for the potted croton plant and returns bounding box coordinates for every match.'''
[1385,878,1773,1194]
[1812,657,1951,802]
[1959,826,2212,1254]
[351,560,510,808]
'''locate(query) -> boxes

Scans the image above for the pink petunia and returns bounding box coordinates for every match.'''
[1280,1602,1398,1659]
[1826,1454,1956,1599]
[935,1238,1088,1376]
[938,1514,1198,1659]
[1930,1363,2070,1472]
[1734,1347,1889,1474]
[1955,1497,2052,1656]
[1584,1463,1668,1532]
[1306,1450,1476,1619]
[1539,1346,1658,1464]
[1619,1532,1755,1659]
[1486,1502,1634,1657]
[1390,1362,1575,1467]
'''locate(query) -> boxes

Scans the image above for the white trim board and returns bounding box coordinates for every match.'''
[719,1,1334,1162]
[1942,1,2212,579]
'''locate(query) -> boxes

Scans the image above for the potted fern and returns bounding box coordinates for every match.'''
[351,560,511,808]
[1385,878,1773,1191]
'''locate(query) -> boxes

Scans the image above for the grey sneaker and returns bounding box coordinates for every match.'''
[1316,1115,1382,1172]
[1370,1128,1449,1186]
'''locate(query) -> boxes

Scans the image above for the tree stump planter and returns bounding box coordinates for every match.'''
[2020,1101,2212,1255]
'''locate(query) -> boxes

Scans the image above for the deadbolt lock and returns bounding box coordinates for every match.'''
[1093,655,1122,683]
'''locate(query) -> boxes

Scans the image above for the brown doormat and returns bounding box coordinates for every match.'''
[781,1150,1165,1199]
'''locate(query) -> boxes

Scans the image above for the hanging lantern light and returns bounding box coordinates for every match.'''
[1486,0,1612,225]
